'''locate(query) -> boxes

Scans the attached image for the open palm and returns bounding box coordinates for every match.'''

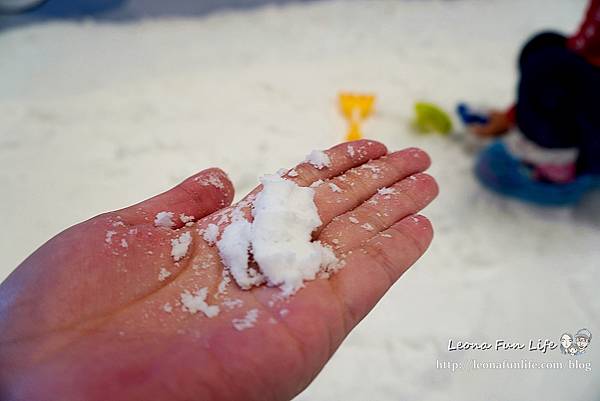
[0,140,438,401]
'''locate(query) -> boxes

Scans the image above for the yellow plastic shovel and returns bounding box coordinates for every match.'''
[339,92,376,141]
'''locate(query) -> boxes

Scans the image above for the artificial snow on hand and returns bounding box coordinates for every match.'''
[180,287,220,317]
[171,232,192,261]
[217,174,338,296]
[154,211,175,228]
[304,149,331,169]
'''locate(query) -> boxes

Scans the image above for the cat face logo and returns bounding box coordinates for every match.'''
[560,329,591,356]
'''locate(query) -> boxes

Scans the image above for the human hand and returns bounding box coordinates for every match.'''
[0,140,438,401]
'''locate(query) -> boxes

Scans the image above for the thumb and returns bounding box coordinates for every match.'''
[115,168,234,227]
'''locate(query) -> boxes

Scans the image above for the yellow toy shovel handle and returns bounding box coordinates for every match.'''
[345,121,362,141]
[339,92,376,141]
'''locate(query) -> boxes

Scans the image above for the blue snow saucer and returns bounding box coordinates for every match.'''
[475,141,600,206]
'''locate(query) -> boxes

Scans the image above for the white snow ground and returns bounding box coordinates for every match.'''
[1,0,599,399]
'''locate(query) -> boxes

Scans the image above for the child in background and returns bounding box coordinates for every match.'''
[470,0,600,206]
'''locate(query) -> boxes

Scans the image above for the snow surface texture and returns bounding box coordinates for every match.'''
[0,0,598,399]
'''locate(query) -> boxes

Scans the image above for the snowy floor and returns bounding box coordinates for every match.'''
[1,0,599,399]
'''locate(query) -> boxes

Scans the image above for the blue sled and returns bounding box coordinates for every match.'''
[475,141,600,206]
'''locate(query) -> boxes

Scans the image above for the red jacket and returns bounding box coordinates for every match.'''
[567,0,600,66]
[506,0,600,124]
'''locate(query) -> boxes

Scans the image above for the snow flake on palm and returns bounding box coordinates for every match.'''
[180,213,195,226]
[171,231,192,261]
[304,150,331,169]
[202,223,219,245]
[158,267,171,281]
[217,174,338,296]
[232,308,259,331]
[154,211,175,228]
[180,288,220,317]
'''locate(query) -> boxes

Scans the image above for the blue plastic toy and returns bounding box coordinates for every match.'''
[457,103,489,125]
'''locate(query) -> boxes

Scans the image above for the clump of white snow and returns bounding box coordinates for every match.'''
[179,214,195,226]
[251,174,338,295]
[202,223,219,245]
[217,209,265,289]
[305,150,331,169]
[232,308,259,331]
[154,211,175,228]
[171,231,192,261]
[217,174,338,295]
[158,267,171,281]
[180,288,220,317]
